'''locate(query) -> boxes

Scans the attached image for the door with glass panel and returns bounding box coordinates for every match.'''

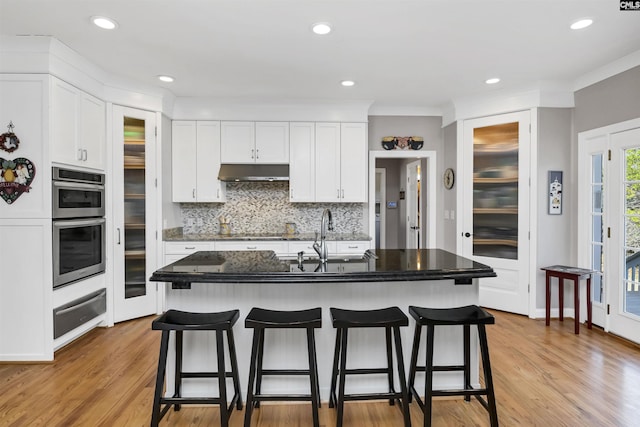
[609,128,640,343]
[578,135,608,327]
[461,111,531,314]
[112,106,158,322]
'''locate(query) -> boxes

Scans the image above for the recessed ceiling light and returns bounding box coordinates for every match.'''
[341,80,355,87]
[91,16,118,30]
[312,22,332,35]
[485,78,500,85]
[570,19,593,30]
[158,75,175,83]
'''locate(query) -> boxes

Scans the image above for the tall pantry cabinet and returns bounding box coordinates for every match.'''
[111,106,159,323]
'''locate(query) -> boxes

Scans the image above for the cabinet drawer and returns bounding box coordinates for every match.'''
[288,241,337,255]
[164,242,214,255]
[215,241,287,254]
[53,288,106,339]
[336,241,370,255]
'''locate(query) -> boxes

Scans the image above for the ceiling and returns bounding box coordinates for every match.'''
[1,0,639,113]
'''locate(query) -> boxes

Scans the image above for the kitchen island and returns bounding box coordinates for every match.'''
[150,249,495,400]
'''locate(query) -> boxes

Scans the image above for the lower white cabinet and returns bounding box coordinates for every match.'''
[164,242,215,265]
[215,241,288,255]
[336,241,370,255]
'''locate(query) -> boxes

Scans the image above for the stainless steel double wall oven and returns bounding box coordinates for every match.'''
[52,167,106,288]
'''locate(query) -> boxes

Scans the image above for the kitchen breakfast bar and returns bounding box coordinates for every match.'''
[150,249,496,400]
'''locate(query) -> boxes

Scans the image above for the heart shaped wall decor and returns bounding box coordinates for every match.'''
[0,157,36,204]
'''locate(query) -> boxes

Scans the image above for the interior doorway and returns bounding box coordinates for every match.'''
[375,168,386,250]
[369,151,436,250]
[406,160,421,249]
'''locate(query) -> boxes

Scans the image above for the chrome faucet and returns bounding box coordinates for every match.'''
[313,208,334,262]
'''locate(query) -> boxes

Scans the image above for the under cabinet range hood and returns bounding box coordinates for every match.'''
[218,164,289,182]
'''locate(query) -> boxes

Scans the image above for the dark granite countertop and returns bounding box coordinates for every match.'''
[150,249,496,285]
[163,228,371,242]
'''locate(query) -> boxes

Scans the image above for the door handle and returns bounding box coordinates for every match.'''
[256,149,259,159]
[411,226,420,230]
[251,149,255,159]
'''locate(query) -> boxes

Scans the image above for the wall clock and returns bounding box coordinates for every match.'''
[443,168,455,189]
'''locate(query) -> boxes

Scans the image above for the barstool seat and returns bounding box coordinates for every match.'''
[244,307,322,427]
[151,309,242,427]
[407,305,498,427]
[329,306,411,427]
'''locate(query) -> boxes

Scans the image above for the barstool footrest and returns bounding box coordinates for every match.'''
[259,368,312,376]
[253,394,315,402]
[342,392,403,402]
[160,397,225,405]
[181,371,236,379]
[343,367,391,375]
[431,388,490,397]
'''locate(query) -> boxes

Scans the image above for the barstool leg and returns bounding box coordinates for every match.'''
[463,324,471,402]
[385,326,396,405]
[254,329,265,409]
[226,328,243,410]
[151,330,170,427]
[408,322,422,404]
[329,328,342,408]
[174,330,183,411]
[306,328,320,427]
[336,327,349,427]
[392,326,411,427]
[424,324,435,427]
[216,330,229,427]
[309,328,322,409]
[244,329,261,427]
[478,325,499,427]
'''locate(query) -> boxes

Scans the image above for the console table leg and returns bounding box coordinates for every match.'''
[574,278,580,334]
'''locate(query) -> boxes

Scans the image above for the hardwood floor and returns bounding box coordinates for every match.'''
[1,310,639,426]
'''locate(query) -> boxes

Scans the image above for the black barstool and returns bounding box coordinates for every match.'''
[329,306,411,427]
[244,307,322,427]
[151,309,242,427]
[407,305,498,427]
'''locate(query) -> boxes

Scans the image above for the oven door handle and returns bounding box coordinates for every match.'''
[52,180,105,191]
[53,218,106,228]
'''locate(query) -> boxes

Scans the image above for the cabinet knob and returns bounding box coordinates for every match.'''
[464,232,472,238]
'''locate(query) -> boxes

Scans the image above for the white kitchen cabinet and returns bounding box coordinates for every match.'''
[339,123,367,202]
[172,121,226,202]
[164,242,215,265]
[289,122,315,202]
[220,121,254,163]
[336,240,370,255]
[220,121,289,164]
[215,240,288,255]
[51,77,105,170]
[315,122,367,202]
[255,122,289,163]
[288,240,337,256]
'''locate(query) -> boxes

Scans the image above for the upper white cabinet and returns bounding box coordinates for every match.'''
[51,77,105,170]
[220,121,289,164]
[289,122,315,202]
[315,122,367,202]
[172,121,226,202]
[339,123,367,202]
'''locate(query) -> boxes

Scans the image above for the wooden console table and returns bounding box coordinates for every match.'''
[541,265,595,334]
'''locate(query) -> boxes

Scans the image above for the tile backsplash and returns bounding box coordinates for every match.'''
[180,182,365,235]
